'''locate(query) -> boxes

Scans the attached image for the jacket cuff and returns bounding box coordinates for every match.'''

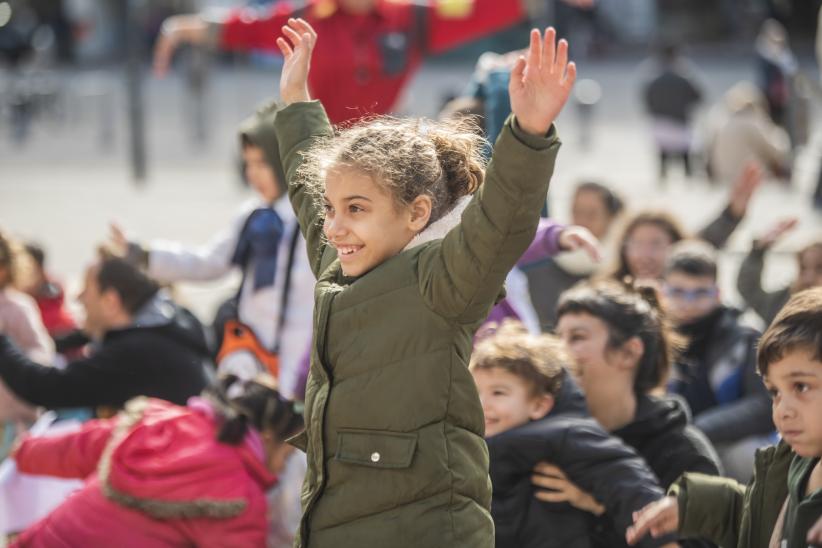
[509,115,560,151]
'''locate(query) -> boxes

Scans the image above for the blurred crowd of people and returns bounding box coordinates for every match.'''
[1,0,822,547]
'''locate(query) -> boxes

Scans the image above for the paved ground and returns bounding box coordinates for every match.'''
[1,45,821,326]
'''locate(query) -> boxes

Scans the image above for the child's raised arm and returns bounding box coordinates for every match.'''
[274,18,334,277]
[418,29,575,322]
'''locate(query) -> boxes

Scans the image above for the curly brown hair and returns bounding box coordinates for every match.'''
[297,115,487,226]
[470,320,568,398]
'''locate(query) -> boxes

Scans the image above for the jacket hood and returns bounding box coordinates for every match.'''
[615,394,690,441]
[112,293,209,356]
[99,398,275,519]
[403,195,473,251]
[239,100,287,193]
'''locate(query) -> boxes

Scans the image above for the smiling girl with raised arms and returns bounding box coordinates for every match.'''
[273,18,575,547]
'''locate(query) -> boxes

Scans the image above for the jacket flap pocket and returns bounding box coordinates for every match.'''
[335,429,418,469]
[288,429,308,452]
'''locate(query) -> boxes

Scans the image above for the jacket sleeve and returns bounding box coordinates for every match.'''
[417,117,560,323]
[147,206,251,283]
[0,334,140,409]
[275,100,337,278]
[516,218,566,267]
[670,472,747,547]
[736,245,787,324]
[560,424,669,548]
[697,206,740,249]
[425,0,524,55]
[13,418,116,479]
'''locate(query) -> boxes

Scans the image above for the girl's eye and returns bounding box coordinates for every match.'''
[767,388,778,400]
[323,204,334,214]
[349,204,363,214]
[492,390,506,397]
[794,382,809,394]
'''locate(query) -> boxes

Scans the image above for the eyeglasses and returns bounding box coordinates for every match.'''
[663,285,718,302]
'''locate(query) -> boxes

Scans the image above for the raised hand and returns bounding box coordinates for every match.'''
[757,217,799,249]
[558,225,601,262]
[509,28,576,136]
[108,222,130,256]
[532,462,605,515]
[625,496,679,545]
[728,161,763,219]
[277,18,317,105]
[152,15,209,78]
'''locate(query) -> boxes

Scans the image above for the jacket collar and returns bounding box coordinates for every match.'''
[403,195,473,252]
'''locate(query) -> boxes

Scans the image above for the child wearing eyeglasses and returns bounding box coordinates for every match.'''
[662,239,774,481]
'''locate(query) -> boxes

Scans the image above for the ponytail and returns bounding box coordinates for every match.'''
[208,375,304,446]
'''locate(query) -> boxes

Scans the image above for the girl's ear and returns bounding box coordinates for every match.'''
[408,195,432,232]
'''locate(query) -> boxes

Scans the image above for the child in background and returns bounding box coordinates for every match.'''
[22,242,76,341]
[273,18,575,547]
[471,321,673,548]
[10,375,303,547]
[627,287,822,548]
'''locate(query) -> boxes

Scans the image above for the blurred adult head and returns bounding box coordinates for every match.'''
[78,253,159,340]
[611,211,685,282]
[662,240,721,325]
[571,181,624,240]
[793,241,822,294]
[555,280,678,430]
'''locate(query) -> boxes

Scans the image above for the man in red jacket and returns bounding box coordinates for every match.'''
[154,0,528,124]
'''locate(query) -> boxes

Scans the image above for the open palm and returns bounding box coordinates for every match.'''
[509,28,576,136]
[277,18,317,105]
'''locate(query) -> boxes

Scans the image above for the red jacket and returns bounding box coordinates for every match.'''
[12,398,276,548]
[220,0,524,123]
[32,279,76,337]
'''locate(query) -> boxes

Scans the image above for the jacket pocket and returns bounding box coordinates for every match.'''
[335,429,418,469]
[288,429,308,452]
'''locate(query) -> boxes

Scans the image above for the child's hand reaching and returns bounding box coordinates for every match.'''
[277,18,317,105]
[509,28,576,136]
[625,496,679,545]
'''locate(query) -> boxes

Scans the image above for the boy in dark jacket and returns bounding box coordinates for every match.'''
[471,321,674,548]
[628,287,822,548]
[663,239,773,480]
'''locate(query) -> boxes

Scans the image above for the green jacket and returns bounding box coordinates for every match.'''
[671,442,821,548]
[275,101,560,547]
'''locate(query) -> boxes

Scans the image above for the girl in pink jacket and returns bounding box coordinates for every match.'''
[10,376,303,548]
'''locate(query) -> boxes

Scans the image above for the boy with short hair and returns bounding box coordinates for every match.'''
[663,239,772,480]
[471,321,674,548]
[627,287,822,548]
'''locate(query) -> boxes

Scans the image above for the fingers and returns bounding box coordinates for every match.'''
[533,462,563,477]
[563,61,577,89]
[282,24,304,48]
[509,55,526,87]
[555,38,568,76]
[291,17,317,44]
[575,235,602,262]
[543,27,557,71]
[531,474,568,491]
[626,498,676,544]
[534,489,571,503]
[153,35,175,77]
[527,29,541,74]
[276,37,293,58]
